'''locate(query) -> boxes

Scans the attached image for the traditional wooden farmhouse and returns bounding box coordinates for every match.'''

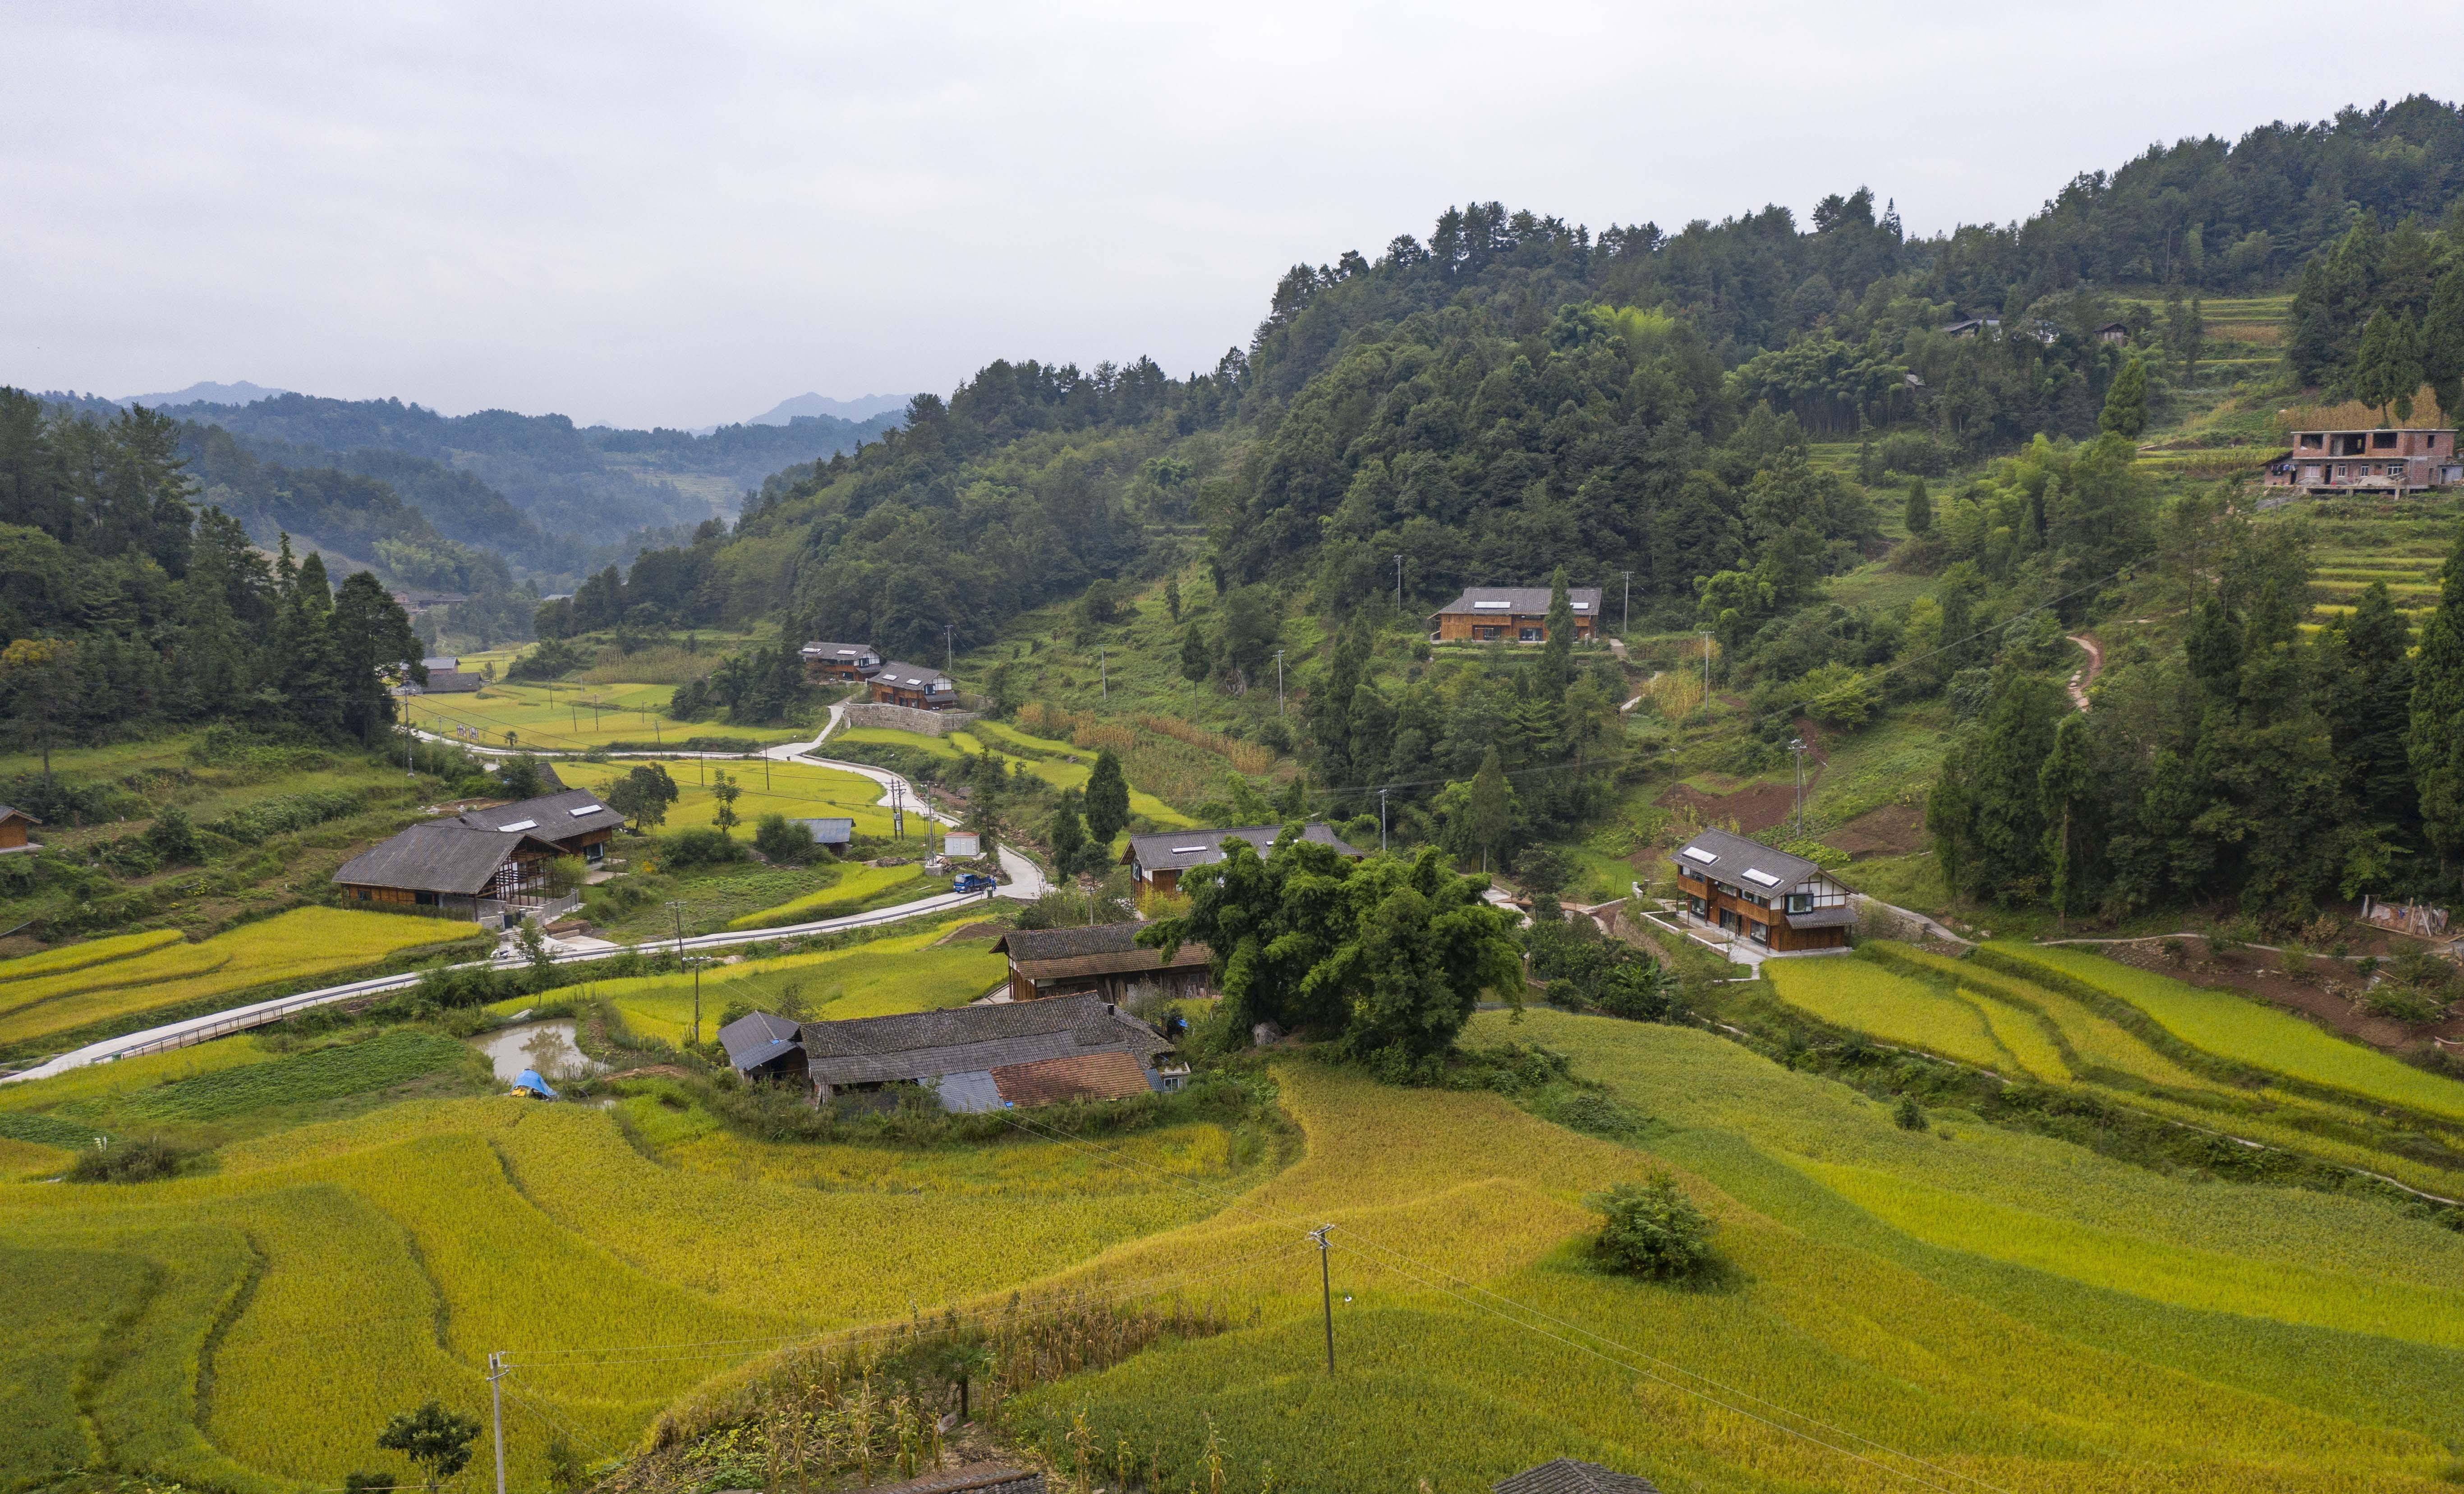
[1668,827,1855,952]
[0,803,40,854]
[1122,823,1363,897]
[331,821,565,918]
[2266,428,2460,494]
[869,660,959,710]
[331,788,625,918]
[2092,320,2130,344]
[800,640,883,684]
[718,994,1183,1111]
[1430,586,1604,644]
[1494,1458,1661,1494]
[992,921,1212,1004]
[398,665,483,694]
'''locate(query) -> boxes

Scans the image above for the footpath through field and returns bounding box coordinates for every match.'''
[5,710,1050,1084]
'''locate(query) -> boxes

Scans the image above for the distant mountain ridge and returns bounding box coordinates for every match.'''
[749,392,914,425]
[120,379,290,408]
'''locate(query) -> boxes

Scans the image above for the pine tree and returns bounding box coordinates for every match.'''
[2099,356,2148,438]
[1465,747,1515,872]
[1903,477,1932,536]
[1047,790,1090,878]
[1083,748,1131,844]
[1178,620,1212,683]
[2038,714,2095,922]
[2423,267,2464,422]
[1539,567,1576,697]
[1163,576,1182,622]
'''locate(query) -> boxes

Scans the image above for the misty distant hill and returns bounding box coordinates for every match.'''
[121,379,291,408]
[749,392,913,424]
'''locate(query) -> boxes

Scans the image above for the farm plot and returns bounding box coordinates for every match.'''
[1760,957,2024,1074]
[400,679,809,751]
[1991,943,2464,1121]
[556,756,906,838]
[0,908,477,1049]
[725,861,933,929]
[833,724,1198,828]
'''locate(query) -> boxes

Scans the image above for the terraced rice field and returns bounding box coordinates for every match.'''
[401,679,809,750]
[0,909,477,1049]
[1990,943,2464,1122]
[834,725,1197,827]
[724,861,935,928]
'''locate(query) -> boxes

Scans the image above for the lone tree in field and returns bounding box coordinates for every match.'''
[1587,1173,1714,1280]
[710,767,741,834]
[377,1401,480,1494]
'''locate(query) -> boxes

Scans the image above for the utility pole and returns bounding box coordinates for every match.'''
[1789,738,1807,840]
[1274,650,1285,716]
[487,1351,507,1494]
[666,901,685,973]
[1378,788,1388,853]
[945,623,955,677]
[892,780,906,841]
[1393,553,1403,612]
[691,955,704,1046]
[1621,570,1631,636]
[1696,627,1713,702]
[1099,647,1108,700]
[1311,1224,1335,1374]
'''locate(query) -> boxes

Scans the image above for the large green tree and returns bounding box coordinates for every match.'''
[2409,525,2464,876]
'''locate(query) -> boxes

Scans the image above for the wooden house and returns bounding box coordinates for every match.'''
[2092,321,2130,344]
[869,660,959,709]
[1429,586,1603,644]
[721,994,1182,1110]
[331,788,625,917]
[1122,823,1362,897]
[2266,428,2460,493]
[992,921,1212,1004]
[0,804,39,854]
[331,822,563,917]
[800,641,883,684]
[1668,827,1855,952]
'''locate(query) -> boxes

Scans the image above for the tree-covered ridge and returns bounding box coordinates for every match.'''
[2285,208,2464,417]
[0,392,424,755]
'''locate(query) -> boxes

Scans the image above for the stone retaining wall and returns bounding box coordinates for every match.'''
[840,701,981,737]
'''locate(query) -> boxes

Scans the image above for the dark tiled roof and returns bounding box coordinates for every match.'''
[1015,945,1211,983]
[992,1050,1153,1106]
[994,921,1144,961]
[0,803,39,825]
[1669,827,1821,893]
[718,1010,804,1071]
[1431,586,1604,618]
[872,661,956,694]
[801,641,881,667]
[1493,1458,1661,1494]
[455,788,623,842]
[331,823,552,894]
[1786,905,1859,929]
[416,670,485,692]
[864,1464,1044,1494]
[1124,824,1361,875]
[802,993,1169,1087]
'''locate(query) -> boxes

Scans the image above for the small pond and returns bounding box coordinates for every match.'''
[473,1019,606,1086]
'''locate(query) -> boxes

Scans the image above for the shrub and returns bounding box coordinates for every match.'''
[68,1136,192,1183]
[1893,1093,1928,1131]
[753,814,818,864]
[507,638,588,681]
[659,827,748,868]
[1586,1173,1714,1280]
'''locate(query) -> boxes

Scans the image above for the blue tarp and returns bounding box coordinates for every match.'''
[512,1069,559,1099]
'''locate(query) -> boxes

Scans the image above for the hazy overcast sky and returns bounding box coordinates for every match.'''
[5,1,2455,429]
